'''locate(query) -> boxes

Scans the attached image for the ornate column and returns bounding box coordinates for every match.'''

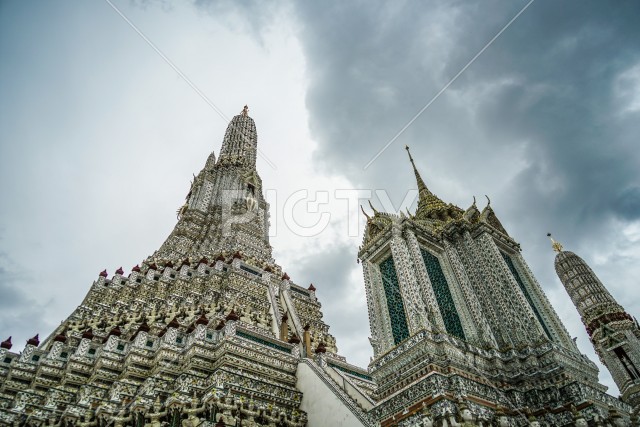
[403,229,445,333]
[389,222,428,335]
[442,239,497,348]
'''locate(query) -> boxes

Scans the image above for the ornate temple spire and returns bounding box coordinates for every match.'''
[404,145,460,222]
[553,239,640,413]
[405,145,431,200]
[153,106,271,262]
[217,105,258,169]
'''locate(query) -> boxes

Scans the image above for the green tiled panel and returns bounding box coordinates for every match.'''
[500,252,552,340]
[421,249,466,341]
[379,256,410,345]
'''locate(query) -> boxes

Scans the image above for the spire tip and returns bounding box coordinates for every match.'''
[405,145,414,163]
[547,233,564,253]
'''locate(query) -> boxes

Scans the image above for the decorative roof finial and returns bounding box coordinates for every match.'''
[472,196,477,207]
[360,205,371,221]
[367,199,379,214]
[241,105,249,117]
[404,145,433,199]
[485,195,491,206]
[547,233,564,253]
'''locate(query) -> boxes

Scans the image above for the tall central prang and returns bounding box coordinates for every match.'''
[155,105,272,264]
[0,108,377,427]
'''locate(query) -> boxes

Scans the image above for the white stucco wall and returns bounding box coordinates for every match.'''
[296,362,367,427]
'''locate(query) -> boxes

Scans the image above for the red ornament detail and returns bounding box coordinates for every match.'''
[226,310,240,322]
[168,317,180,329]
[138,321,150,333]
[27,334,40,346]
[99,270,108,277]
[1,336,12,349]
[53,332,67,343]
[288,334,301,344]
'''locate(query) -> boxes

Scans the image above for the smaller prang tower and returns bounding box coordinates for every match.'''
[357,147,631,425]
[552,235,640,416]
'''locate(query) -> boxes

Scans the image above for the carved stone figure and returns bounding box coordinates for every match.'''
[216,396,237,426]
[420,403,434,427]
[181,396,203,427]
[240,400,259,427]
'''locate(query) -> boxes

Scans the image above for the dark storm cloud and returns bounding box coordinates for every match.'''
[289,0,640,252]
[613,187,640,221]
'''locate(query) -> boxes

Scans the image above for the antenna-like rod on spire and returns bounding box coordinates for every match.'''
[405,145,415,164]
[547,233,564,253]
[405,145,431,198]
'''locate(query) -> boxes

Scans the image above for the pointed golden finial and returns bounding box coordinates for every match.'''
[404,145,431,197]
[360,205,371,221]
[241,105,249,117]
[547,233,564,253]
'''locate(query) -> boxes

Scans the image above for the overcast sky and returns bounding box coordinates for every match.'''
[1,1,639,397]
